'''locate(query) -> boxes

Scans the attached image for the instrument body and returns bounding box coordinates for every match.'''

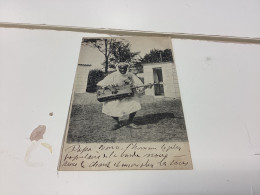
[97,85,134,102]
[97,83,155,102]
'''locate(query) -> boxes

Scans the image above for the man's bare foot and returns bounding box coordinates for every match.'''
[111,122,123,131]
[127,123,140,129]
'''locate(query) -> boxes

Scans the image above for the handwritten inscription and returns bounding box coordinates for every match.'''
[60,142,192,170]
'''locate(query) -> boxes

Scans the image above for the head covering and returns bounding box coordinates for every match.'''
[116,62,130,68]
[116,62,130,75]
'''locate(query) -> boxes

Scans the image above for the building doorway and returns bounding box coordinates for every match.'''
[153,68,164,96]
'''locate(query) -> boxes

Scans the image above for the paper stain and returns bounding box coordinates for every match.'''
[205,56,212,61]
[24,142,44,167]
[25,125,53,167]
[30,125,46,141]
[41,142,52,153]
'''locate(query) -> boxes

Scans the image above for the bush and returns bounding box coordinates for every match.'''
[86,69,106,93]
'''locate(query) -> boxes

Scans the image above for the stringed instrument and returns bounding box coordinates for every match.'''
[97,83,156,102]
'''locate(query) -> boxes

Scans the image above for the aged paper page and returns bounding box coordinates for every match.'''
[58,36,192,171]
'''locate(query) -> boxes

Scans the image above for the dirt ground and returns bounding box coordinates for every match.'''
[66,93,188,143]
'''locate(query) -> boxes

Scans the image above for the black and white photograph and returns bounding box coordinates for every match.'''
[67,37,188,143]
[59,36,193,171]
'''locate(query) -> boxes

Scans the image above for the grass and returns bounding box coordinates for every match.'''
[67,93,188,143]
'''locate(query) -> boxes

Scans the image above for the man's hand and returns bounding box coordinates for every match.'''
[136,87,144,93]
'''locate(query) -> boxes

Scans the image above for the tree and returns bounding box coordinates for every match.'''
[141,49,174,63]
[82,38,116,73]
[109,41,140,65]
[82,38,141,73]
[86,69,106,93]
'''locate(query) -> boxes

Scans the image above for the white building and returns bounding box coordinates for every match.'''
[73,64,91,93]
[74,64,115,93]
[142,62,181,98]
[74,62,181,99]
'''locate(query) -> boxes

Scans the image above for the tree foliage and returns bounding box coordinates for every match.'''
[109,41,140,65]
[82,38,115,73]
[86,69,106,93]
[142,49,174,63]
[82,38,141,73]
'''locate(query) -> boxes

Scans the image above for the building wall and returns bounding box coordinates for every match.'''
[142,62,180,98]
[73,65,90,93]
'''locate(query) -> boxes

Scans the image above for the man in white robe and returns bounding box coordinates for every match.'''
[97,63,144,130]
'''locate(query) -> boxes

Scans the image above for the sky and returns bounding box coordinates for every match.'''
[77,36,173,69]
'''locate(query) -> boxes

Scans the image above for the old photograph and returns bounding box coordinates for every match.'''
[59,36,193,171]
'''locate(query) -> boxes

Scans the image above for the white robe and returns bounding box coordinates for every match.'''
[97,71,143,117]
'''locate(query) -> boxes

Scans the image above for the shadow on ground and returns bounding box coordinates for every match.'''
[134,113,175,125]
[67,94,188,143]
